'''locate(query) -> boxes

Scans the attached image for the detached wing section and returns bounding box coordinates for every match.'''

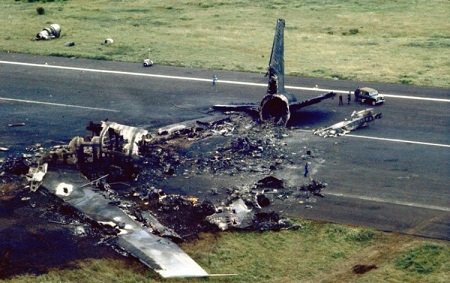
[43,170,208,278]
[212,103,259,115]
[289,91,336,112]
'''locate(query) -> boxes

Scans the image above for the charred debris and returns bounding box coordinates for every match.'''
[0,115,328,277]
[1,115,326,239]
[313,108,382,138]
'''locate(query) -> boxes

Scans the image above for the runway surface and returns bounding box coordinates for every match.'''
[1,52,449,240]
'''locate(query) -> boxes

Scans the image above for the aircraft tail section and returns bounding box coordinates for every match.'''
[214,18,336,126]
[267,19,285,95]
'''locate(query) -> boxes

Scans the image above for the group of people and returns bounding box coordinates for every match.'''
[338,91,352,106]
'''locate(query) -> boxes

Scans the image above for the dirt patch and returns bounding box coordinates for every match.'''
[352,264,377,274]
[315,233,417,282]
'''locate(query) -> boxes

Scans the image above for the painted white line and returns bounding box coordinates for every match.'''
[326,192,450,212]
[0,96,119,112]
[376,94,449,102]
[1,60,449,103]
[297,129,450,148]
[344,134,450,148]
[0,60,210,82]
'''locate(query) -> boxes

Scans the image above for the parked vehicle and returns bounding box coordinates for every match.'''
[354,87,385,105]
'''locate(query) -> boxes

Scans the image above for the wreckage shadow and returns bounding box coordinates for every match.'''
[287,110,334,128]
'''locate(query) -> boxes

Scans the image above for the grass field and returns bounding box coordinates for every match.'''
[2,221,449,283]
[1,0,449,87]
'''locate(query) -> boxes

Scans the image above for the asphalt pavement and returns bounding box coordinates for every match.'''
[1,52,449,240]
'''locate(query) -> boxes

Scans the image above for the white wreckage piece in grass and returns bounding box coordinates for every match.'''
[35,24,61,40]
[206,199,254,230]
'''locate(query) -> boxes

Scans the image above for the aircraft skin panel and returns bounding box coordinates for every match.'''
[42,169,209,278]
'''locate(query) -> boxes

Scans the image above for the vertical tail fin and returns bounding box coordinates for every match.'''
[267,19,285,95]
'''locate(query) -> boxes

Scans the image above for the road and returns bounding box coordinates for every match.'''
[1,52,449,240]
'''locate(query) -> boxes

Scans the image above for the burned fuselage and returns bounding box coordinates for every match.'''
[44,121,152,180]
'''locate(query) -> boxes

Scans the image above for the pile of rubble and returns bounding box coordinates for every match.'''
[127,115,290,181]
[0,114,329,277]
[1,114,328,241]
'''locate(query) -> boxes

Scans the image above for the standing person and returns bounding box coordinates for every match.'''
[212,74,218,86]
[347,92,351,104]
[304,163,309,177]
[338,94,343,106]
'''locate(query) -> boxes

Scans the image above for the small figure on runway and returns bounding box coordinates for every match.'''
[304,163,309,178]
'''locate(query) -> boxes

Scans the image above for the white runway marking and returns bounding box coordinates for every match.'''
[326,192,450,212]
[344,134,450,148]
[1,60,449,103]
[297,129,450,148]
[0,96,119,112]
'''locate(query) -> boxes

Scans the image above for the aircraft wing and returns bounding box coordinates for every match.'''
[289,91,336,112]
[42,169,209,278]
[212,104,259,114]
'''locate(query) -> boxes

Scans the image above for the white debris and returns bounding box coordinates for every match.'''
[158,124,187,136]
[26,163,48,192]
[206,199,254,230]
[313,108,382,137]
[143,59,153,67]
[103,38,114,45]
[35,24,61,40]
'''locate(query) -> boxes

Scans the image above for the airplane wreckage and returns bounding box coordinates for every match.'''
[313,108,383,138]
[0,19,382,279]
[1,116,326,278]
[213,19,336,125]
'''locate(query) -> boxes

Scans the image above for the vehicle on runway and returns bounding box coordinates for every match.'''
[213,19,336,126]
[354,87,385,106]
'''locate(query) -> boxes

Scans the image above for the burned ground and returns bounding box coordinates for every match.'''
[0,178,122,279]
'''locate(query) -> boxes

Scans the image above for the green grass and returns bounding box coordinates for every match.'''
[395,244,449,274]
[1,0,449,87]
[358,242,450,283]
[2,221,449,283]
